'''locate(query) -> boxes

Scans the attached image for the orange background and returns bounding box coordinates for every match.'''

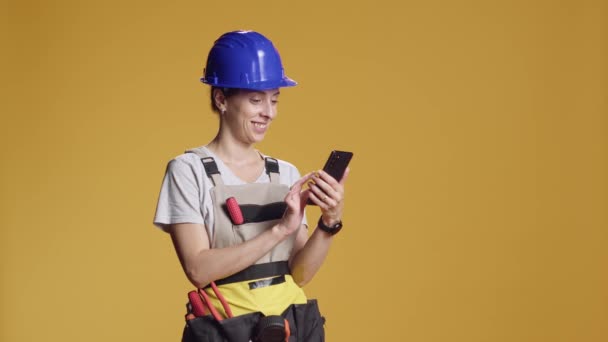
[1,0,607,341]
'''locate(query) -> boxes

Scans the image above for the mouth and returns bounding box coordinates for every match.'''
[251,121,269,134]
[251,121,270,136]
[252,122,267,129]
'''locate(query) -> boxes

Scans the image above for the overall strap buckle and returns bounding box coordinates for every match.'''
[184,149,224,186]
[200,157,223,186]
[265,157,280,184]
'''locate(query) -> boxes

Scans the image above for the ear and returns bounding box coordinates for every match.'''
[213,88,227,113]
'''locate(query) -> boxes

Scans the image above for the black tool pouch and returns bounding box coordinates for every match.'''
[182,300,325,342]
[283,300,325,342]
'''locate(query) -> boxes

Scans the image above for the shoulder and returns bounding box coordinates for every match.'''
[164,152,205,179]
[168,152,202,168]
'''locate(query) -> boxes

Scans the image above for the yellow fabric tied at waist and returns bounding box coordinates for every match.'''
[202,274,307,318]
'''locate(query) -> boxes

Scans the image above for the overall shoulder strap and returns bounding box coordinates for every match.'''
[185,147,223,186]
[264,157,280,184]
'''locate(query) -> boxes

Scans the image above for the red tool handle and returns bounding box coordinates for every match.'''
[198,287,225,321]
[195,282,235,321]
[284,319,291,342]
[188,290,207,317]
[211,281,234,318]
[226,197,244,225]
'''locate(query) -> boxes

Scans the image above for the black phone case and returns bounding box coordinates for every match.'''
[322,150,353,182]
[307,150,353,205]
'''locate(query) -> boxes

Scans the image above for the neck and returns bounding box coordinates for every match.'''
[207,133,260,165]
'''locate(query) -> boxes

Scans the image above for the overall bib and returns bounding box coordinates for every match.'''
[181,147,325,342]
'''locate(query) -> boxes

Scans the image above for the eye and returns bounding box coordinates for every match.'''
[250,98,262,104]
[271,99,279,105]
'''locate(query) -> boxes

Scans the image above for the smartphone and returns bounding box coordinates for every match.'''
[307,150,353,205]
[321,150,353,182]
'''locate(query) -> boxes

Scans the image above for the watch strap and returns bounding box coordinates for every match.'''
[317,217,343,235]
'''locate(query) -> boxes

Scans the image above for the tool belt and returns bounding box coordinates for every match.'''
[182,263,325,342]
[183,299,325,342]
[182,299,324,342]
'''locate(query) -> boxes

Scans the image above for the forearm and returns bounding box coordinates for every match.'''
[174,225,287,288]
[289,227,334,287]
[289,167,348,287]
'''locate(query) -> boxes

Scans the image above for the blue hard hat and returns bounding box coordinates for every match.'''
[201,31,297,90]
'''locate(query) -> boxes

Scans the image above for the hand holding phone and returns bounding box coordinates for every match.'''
[307,150,353,205]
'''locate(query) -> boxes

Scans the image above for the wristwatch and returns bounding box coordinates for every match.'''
[317,217,343,235]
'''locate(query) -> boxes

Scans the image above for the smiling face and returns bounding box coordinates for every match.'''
[216,88,280,145]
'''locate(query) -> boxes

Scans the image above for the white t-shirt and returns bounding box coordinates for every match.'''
[153,146,307,240]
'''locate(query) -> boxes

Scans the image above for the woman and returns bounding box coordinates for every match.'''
[154,30,349,342]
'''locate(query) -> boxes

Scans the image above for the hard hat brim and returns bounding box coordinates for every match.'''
[200,76,297,90]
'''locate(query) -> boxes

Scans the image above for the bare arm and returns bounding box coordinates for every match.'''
[168,172,313,288]
[168,222,288,288]
[289,224,334,287]
[289,167,350,286]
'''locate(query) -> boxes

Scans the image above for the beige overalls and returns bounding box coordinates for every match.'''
[182,147,325,342]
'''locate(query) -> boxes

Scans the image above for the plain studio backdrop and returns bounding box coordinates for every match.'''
[1,0,606,341]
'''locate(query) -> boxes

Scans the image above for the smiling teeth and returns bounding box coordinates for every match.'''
[254,123,266,128]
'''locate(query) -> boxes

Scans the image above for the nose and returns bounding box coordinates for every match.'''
[261,99,277,120]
